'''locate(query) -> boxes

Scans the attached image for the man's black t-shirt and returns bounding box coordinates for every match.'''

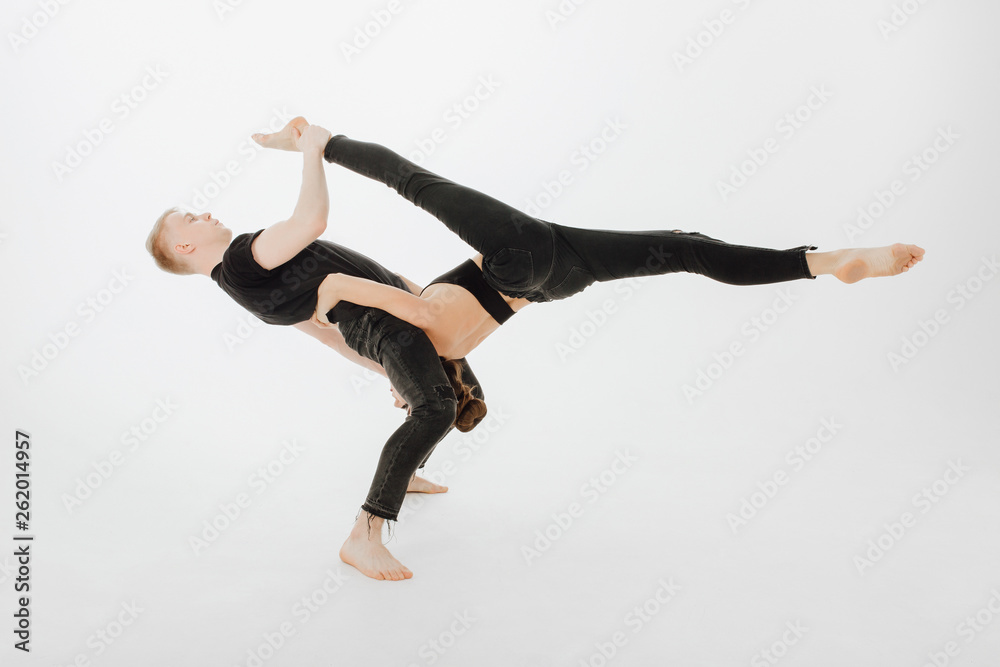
[210,229,410,325]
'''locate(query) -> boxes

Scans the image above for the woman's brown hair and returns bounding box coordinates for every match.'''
[440,358,487,432]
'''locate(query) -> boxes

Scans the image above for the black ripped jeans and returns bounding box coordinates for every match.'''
[338,307,484,525]
[323,135,818,305]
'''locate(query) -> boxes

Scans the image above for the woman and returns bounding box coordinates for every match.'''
[295,132,924,360]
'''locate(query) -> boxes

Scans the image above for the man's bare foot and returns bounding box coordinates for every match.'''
[252,116,309,152]
[339,511,413,581]
[407,473,448,493]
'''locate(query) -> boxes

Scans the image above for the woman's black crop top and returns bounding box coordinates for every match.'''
[420,259,516,325]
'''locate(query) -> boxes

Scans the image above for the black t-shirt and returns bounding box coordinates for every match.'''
[210,229,410,325]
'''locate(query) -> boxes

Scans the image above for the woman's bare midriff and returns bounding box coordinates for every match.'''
[418,254,531,359]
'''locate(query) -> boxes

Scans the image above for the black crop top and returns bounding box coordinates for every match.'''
[421,259,515,325]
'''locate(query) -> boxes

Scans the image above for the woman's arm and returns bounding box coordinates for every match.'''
[311,273,433,330]
[395,273,423,295]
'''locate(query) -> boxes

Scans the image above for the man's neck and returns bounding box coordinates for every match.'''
[196,246,227,277]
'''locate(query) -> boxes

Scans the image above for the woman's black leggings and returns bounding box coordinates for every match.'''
[323,135,818,304]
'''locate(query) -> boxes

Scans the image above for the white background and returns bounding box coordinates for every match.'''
[2,0,999,665]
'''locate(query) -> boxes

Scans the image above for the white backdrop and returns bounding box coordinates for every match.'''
[2,0,999,665]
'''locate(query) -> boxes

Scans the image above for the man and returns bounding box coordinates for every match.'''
[146,118,480,581]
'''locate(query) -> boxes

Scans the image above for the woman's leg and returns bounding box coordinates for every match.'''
[323,135,545,253]
[536,224,818,301]
[322,135,920,301]
[539,224,925,300]
[323,135,555,297]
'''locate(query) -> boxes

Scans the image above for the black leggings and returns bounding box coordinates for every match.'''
[323,135,818,304]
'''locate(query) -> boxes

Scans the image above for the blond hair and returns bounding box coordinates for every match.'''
[145,206,195,275]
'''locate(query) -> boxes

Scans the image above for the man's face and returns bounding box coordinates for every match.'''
[163,210,232,257]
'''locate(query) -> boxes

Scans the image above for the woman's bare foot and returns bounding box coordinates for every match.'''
[407,472,448,493]
[339,511,413,581]
[252,116,310,151]
[807,244,925,283]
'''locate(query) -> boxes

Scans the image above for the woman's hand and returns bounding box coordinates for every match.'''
[389,385,411,415]
[310,273,345,328]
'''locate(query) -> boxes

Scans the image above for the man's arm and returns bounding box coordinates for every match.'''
[292,320,386,378]
[251,125,333,271]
